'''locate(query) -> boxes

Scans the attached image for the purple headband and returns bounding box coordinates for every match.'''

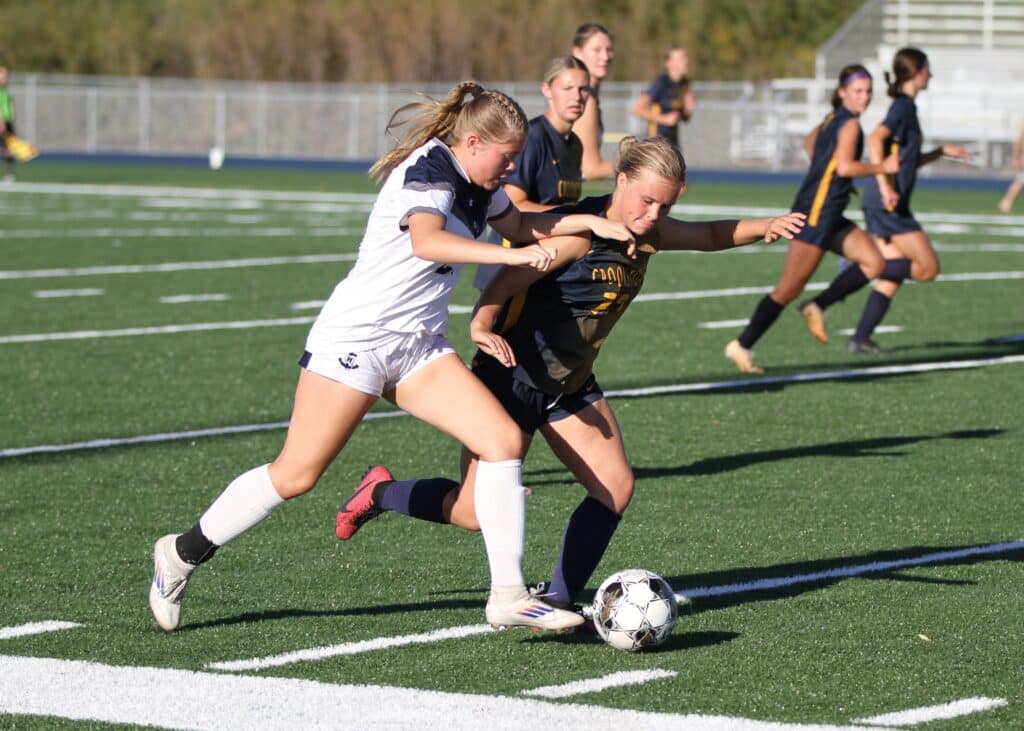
[842,70,872,86]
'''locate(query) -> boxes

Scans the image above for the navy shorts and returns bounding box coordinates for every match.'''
[472,354,604,435]
[862,206,922,241]
[793,209,856,253]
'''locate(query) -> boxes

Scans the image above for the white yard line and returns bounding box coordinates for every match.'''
[0,621,82,640]
[678,540,1024,602]
[853,696,1008,727]
[3,354,1022,459]
[0,317,315,344]
[521,669,678,699]
[0,226,359,239]
[0,253,356,280]
[0,654,891,731]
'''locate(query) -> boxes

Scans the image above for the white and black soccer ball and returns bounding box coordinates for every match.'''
[592,568,678,652]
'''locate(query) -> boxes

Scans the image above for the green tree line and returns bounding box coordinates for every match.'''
[0,0,862,82]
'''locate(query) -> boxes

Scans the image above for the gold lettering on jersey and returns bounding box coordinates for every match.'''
[557,179,582,202]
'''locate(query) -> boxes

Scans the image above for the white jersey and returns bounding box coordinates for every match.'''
[306,138,513,350]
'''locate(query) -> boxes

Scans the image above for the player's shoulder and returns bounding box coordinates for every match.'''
[402,140,459,191]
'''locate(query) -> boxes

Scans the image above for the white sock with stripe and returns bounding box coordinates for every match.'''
[198,464,285,546]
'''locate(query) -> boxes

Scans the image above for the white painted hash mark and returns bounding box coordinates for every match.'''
[158,294,230,304]
[0,621,82,640]
[853,696,1008,726]
[0,654,893,731]
[206,624,495,672]
[32,289,105,298]
[522,669,677,699]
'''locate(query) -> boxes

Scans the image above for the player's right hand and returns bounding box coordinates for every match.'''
[505,243,556,271]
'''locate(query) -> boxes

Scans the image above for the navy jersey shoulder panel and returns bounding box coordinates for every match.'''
[403,145,493,238]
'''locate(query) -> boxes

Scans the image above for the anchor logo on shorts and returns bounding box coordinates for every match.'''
[338,353,359,370]
[435,264,453,275]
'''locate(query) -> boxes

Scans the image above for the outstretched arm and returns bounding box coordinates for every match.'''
[656,212,806,252]
[490,205,634,248]
[407,213,556,271]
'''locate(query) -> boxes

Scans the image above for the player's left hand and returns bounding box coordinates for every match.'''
[588,218,635,247]
[471,330,517,368]
[763,212,806,243]
[944,144,973,162]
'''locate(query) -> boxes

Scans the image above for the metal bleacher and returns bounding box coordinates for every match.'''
[729,0,1024,171]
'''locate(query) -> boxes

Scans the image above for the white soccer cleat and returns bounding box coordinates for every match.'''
[149,534,195,632]
[485,587,585,632]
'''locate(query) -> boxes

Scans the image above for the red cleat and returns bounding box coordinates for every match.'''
[335,465,393,540]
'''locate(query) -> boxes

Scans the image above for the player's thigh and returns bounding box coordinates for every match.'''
[270,368,378,498]
[889,230,939,280]
[539,398,633,514]
[839,226,884,276]
[773,239,825,303]
[391,353,526,462]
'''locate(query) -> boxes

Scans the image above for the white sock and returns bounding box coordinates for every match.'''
[198,464,285,546]
[473,459,526,589]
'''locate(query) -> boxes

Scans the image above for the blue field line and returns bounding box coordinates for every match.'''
[2,353,1022,459]
[32,153,1014,190]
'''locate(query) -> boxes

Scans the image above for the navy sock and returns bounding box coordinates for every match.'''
[853,290,892,341]
[176,522,218,565]
[813,264,869,310]
[378,477,459,524]
[738,295,784,349]
[881,258,911,283]
[545,497,622,606]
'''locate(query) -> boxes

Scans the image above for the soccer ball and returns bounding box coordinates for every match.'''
[592,569,678,651]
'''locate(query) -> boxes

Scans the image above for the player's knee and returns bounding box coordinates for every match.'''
[916,259,939,282]
[267,464,320,499]
[862,257,885,280]
[476,425,525,463]
[770,286,801,305]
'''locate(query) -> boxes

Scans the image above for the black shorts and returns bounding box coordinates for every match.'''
[472,355,604,435]
[793,209,856,253]
[862,206,922,240]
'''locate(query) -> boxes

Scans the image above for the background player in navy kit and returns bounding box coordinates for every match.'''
[148,81,635,634]
[473,55,589,290]
[725,64,899,374]
[848,47,972,353]
[631,46,696,147]
[571,22,616,181]
[336,136,804,614]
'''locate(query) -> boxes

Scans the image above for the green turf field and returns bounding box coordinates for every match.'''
[1,161,1021,729]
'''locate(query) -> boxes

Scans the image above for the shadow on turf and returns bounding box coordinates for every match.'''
[661,540,1024,616]
[526,628,740,651]
[521,427,1005,484]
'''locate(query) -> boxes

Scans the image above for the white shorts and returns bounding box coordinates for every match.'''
[300,332,456,396]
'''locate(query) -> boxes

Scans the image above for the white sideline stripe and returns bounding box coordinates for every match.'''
[3,353,1023,459]
[521,669,678,699]
[607,353,1024,399]
[0,317,315,344]
[853,696,1008,726]
[678,540,1024,602]
[1,181,379,202]
[0,253,356,280]
[0,655,887,731]
[0,411,404,459]
[32,288,104,298]
[206,624,494,672]
[159,293,230,304]
[0,621,82,640]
